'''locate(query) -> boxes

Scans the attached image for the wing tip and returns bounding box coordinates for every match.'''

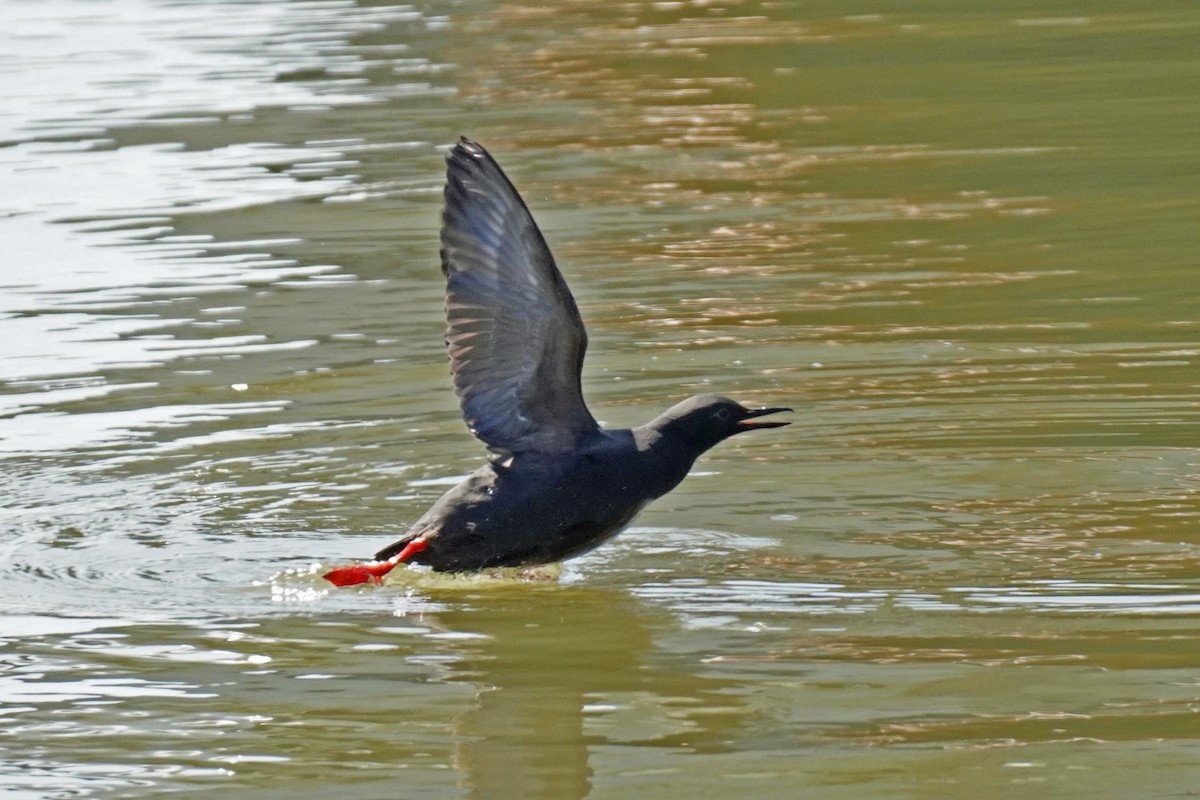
[448,136,486,165]
[444,136,501,202]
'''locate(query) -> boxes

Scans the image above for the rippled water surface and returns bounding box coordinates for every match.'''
[2,1,1198,797]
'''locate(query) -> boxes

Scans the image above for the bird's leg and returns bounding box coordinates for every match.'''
[322,537,428,587]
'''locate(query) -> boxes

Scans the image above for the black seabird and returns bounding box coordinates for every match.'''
[324,139,789,586]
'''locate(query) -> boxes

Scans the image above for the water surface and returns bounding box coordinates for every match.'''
[2,1,1198,797]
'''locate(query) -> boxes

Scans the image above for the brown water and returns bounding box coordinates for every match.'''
[2,1,1198,797]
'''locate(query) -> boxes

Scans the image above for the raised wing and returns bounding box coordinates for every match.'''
[440,138,599,455]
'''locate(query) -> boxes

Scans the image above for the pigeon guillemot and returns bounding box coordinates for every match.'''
[324,139,789,585]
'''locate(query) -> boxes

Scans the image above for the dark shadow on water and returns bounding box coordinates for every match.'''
[426,583,748,800]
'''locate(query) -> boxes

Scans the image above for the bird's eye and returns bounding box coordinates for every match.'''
[714,407,730,421]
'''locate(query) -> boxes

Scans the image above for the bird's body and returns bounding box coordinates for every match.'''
[375,403,743,572]
[377,430,657,572]
[324,139,788,586]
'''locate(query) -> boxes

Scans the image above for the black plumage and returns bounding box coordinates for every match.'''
[325,139,788,584]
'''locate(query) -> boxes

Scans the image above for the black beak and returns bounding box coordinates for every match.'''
[735,406,792,432]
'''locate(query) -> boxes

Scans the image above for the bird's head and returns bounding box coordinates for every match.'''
[647,394,791,453]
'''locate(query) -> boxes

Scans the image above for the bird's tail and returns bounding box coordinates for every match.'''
[322,537,427,587]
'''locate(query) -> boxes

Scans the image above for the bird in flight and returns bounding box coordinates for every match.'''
[324,139,789,586]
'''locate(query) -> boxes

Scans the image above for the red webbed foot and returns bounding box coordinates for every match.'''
[322,538,428,587]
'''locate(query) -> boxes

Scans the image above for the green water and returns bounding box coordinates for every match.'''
[1,1,1197,797]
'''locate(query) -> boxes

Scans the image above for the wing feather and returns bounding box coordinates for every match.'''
[440,138,599,454]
